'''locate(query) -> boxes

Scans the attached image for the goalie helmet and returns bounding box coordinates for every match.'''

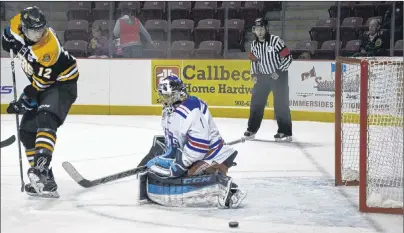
[157,75,188,106]
[20,6,47,43]
[252,18,268,41]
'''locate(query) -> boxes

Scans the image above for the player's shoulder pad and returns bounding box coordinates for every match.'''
[9,13,24,40]
[173,96,201,119]
[31,28,62,67]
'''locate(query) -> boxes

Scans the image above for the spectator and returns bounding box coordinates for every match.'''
[88,24,109,58]
[353,19,386,57]
[113,6,153,58]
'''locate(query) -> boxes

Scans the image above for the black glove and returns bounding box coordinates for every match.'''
[7,93,38,115]
[2,26,21,53]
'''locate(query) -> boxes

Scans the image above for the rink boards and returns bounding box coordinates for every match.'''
[0,58,401,123]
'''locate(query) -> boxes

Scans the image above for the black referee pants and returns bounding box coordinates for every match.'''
[247,71,292,136]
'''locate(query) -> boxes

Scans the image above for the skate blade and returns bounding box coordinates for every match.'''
[26,191,60,198]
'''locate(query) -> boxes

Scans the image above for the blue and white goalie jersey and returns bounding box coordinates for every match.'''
[150,96,235,177]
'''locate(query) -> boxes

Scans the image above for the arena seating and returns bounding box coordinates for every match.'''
[294,1,402,60]
[1,1,402,59]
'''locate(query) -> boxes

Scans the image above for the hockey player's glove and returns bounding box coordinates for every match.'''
[146,156,173,169]
[7,93,38,114]
[2,26,20,53]
[146,156,187,178]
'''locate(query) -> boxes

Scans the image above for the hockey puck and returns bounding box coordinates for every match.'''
[229,221,239,228]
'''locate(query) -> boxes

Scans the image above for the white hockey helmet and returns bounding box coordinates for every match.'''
[157,75,188,106]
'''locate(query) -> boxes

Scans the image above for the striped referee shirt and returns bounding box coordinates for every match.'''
[249,34,293,75]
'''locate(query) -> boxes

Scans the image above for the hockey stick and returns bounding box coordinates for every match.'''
[63,136,252,188]
[62,162,147,188]
[225,136,252,146]
[10,51,25,192]
[1,135,16,148]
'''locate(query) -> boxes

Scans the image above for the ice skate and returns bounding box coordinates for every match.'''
[274,133,292,142]
[27,167,59,198]
[244,130,256,139]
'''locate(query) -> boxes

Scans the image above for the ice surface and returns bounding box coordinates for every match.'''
[1,115,402,233]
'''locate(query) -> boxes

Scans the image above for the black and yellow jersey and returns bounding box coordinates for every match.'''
[7,13,79,93]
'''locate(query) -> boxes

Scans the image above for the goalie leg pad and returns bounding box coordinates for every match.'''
[137,171,150,204]
[142,172,233,208]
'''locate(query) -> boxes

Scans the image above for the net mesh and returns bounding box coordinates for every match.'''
[340,57,403,209]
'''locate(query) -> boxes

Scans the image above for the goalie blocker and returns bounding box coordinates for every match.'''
[136,136,244,208]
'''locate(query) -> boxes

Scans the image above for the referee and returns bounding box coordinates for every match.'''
[244,18,293,142]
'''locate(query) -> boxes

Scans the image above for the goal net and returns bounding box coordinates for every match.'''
[334,56,403,214]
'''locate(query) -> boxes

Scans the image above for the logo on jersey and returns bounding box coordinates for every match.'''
[154,66,180,91]
[43,54,50,62]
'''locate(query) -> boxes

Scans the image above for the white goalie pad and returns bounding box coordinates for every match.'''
[136,171,233,208]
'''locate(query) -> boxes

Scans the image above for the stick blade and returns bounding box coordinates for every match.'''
[62,162,95,188]
[1,135,16,148]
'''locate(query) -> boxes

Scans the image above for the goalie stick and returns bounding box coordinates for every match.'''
[63,136,252,188]
[1,135,16,148]
[62,162,147,188]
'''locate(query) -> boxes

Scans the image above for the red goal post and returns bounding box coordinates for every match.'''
[334,56,403,214]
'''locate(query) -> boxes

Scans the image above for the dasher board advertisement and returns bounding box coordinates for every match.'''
[288,61,337,112]
[151,60,274,108]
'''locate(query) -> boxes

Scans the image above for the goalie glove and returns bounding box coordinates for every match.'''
[146,150,187,178]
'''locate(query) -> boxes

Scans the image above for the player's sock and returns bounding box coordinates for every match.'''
[35,129,57,156]
[25,148,35,167]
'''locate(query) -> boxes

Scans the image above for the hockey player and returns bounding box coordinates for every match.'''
[137,75,247,208]
[2,6,79,198]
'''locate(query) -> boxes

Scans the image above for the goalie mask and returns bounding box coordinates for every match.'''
[252,18,268,41]
[157,75,188,107]
[20,6,47,43]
